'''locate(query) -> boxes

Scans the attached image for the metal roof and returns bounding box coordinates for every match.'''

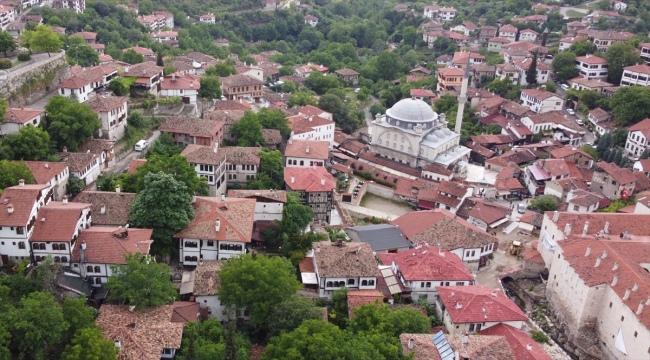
[345,224,411,251]
[433,331,455,360]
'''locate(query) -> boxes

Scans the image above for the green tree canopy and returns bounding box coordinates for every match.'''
[0,31,16,57]
[279,192,314,236]
[106,253,177,309]
[0,160,34,189]
[108,77,131,96]
[2,125,55,161]
[25,25,63,56]
[60,327,119,360]
[568,40,598,56]
[604,42,642,85]
[529,195,558,211]
[134,154,208,195]
[61,297,96,345]
[305,71,341,94]
[121,49,145,64]
[350,303,430,337]
[525,52,538,86]
[66,35,99,67]
[175,319,251,360]
[267,295,324,336]
[44,95,101,151]
[258,108,291,137]
[287,91,318,107]
[13,292,67,359]
[198,76,222,99]
[217,254,301,328]
[205,62,237,77]
[247,149,284,189]
[129,172,195,254]
[231,111,265,146]
[610,85,650,126]
[552,52,580,81]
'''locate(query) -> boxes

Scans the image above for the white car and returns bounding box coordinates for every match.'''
[354,88,361,93]
[560,84,570,90]
[575,119,584,125]
[566,109,575,116]
[134,140,148,151]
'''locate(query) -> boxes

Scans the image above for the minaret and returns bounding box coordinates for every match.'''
[454,55,471,134]
[541,27,549,47]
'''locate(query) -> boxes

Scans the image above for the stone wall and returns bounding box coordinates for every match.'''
[366,182,395,200]
[1,51,70,107]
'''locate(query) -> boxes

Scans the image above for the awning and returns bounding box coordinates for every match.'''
[489,217,510,228]
[301,272,318,285]
[417,200,435,210]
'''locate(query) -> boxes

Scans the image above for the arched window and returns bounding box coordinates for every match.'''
[400,145,404,151]
[59,243,66,251]
[32,243,39,250]
[392,142,396,149]
[192,256,198,262]
[94,266,100,273]
[61,257,67,263]
[96,278,102,285]
[54,256,60,263]
[347,279,355,285]
[300,160,304,166]
[185,256,191,261]
[361,280,368,286]
[401,137,405,143]
[393,134,397,141]
[220,244,227,250]
[52,244,59,250]
[326,281,333,287]
[369,280,375,286]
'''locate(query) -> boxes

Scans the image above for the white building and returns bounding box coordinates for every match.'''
[227,189,286,222]
[304,15,318,26]
[52,0,84,13]
[284,139,329,167]
[450,21,476,36]
[512,58,551,86]
[305,240,381,299]
[216,146,260,186]
[498,24,518,42]
[625,118,650,158]
[378,244,474,304]
[612,0,627,12]
[620,64,650,86]
[150,31,177,43]
[588,108,614,136]
[520,89,564,114]
[370,98,471,169]
[85,96,128,141]
[30,200,92,265]
[180,144,227,197]
[575,55,609,80]
[0,107,44,136]
[288,112,335,146]
[438,7,456,22]
[57,76,94,102]
[59,151,101,185]
[559,37,577,52]
[176,197,255,266]
[159,73,200,105]
[423,5,440,19]
[519,29,538,42]
[0,182,51,265]
[199,13,215,24]
[566,189,603,212]
[0,6,16,30]
[23,161,69,201]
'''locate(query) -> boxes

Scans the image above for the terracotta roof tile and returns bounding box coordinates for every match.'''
[288,113,334,135]
[174,197,255,242]
[285,139,329,160]
[422,163,453,176]
[220,74,263,87]
[539,159,570,177]
[312,240,381,278]
[73,191,136,226]
[171,301,200,323]
[479,323,552,360]
[334,68,359,76]
[381,244,473,282]
[400,334,443,360]
[71,226,152,264]
[159,116,223,138]
[127,159,147,174]
[85,95,128,112]
[437,180,470,198]
[5,107,44,124]
[120,62,163,78]
[0,184,49,226]
[347,289,384,318]
[22,161,67,184]
[521,88,558,101]
[468,201,511,225]
[30,202,91,242]
[96,304,183,360]
[213,100,250,111]
[438,285,528,323]
[284,167,336,192]
[594,161,636,184]
[523,241,545,264]
[72,31,96,40]
[448,333,516,360]
[262,128,282,145]
[217,146,261,165]
[227,189,287,203]
[58,152,99,173]
[193,260,222,296]
[180,144,226,165]
[123,46,154,56]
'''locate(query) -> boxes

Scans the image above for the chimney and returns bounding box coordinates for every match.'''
[321,178,325,186]
[355,259,360,267]
[637,301,644,315]
[306,146,310,153]
[221,194,225,201]
[316,246,320,253]
[172,74,176,82]
[408,338,414,350]
[624,287,631,300]
[291,176,295,184]
[612,274,618,286]
[455,302,462,309]
[612,261,618,271]
[100,204,106,214]
[6,204,13,214]
[564,223,571,236]
[44,163,49,169]
[18,179,24,186]
[62,195,68,204]
[553,211,559,222]
[585,246,591,256]
[633,282,639,291]
[604,221,610,234]
[309,116,313,122]
[602,250,608,259]
[526,344,533,351]
[114,340,121,349]
[646,296,650,306]
[595,256,601,267]
[582,221,589,236]
[491,290,498,297]
[115,185,121,193]
[215,219,221,232]
[462,333,469,344]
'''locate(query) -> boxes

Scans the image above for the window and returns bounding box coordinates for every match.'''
[94,266,100,273]
[326,281,333,287]
[368,280,375,286]
[59,243,66,251]
[207,240,214,247]
[610,302,612,308]
[61,256,67,262]
[471,251,475,257]
[456,282,464,286]
[54,256,61,263]
[18,242,25,249]
[425,282,431,288]
[53,244,59,250]
[621,316,624,322]
[573,205,580,211]
[635,331,638,338]
[87,266,93,273]
[16,227,23,234]
[347,279,355,285]
[475,324,482,332]
[95,277,102,285]
[361,280,368,286]
[469,324,475,332]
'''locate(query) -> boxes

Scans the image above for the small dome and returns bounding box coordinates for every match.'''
[434,130,445,138]
[386,98,438,123]
[443,128,452,135]
[425,134,438,142]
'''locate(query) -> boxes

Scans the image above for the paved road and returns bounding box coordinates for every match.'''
[559,0,599,18]
[27,88,59,110]
[110,130,161,174]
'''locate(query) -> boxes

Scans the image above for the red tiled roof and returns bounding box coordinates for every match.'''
[22,161,67,184]
[521,88,559,101]
[123,46,154,56]
[347,289,384,318]
[469,201,511,225]
[479,323,552,360]
[624,64,650,75]
[71,227,152,264]
[496,178,526,191]
[539,159,570,177]
[174,197,255,242]
[437,285,528,323]
[284,166,336,192]
[489,37,512,43]
[5,107,43,124]
[437,67,464,76]
[85,95,128,112]
[0,184,49,226]
[400,334,443,360]
[379,244,473,282]
[594,161,636,184]
[160,73,200,90]
[437,180,470,198]
[288,114,334,135]
[284,139,329,160]
[576,55,608,64]
[58,75,93,89]
[628,118,650,139]
[524,241,545,264]
[171,301,200,323]
[72,31,96,40]
[410,88,435,98]
[30,202,91,242]
[127,159,146,174]
[499,24,518,33]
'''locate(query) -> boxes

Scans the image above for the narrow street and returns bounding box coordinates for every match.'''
[110,130,161,174]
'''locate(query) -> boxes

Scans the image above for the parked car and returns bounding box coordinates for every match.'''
[134,140,148,151]
[566,108,575,116]
[517,203,526,214]
[575,119,584,125]
[560,84,570,90]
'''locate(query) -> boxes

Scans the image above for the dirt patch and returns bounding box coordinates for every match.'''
[359,193,412,216]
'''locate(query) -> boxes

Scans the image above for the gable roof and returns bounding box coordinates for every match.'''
[159,116,222,138]
[284,166,336,192]
[345,224,410,252]
[447,333,516,360]
[180,144,226,165]
[22,161,67,184]
[521,88,559,101]
[5,107,44,124]
[30,202,91,242]
[95,304,184,360]
[347,289,384,318]
[59,152,99,173]
[284,139,329,160]
[437,285,528,323]
[85,95,128,112]
[312,240,382,278]
[174,197,255,242]
[120,62,163,78]
[262,128,283,145]
[547,145,593,160]
[71,226,152,264]
[227,189,287,203]
[171,301,200,323]
[0,184,49,226]
[594,161,636,184]
[73,191,136,226]
[193,260,222,296]
[379,244,473,282]
[399,334,443,360]
[628,118,650,139]
[391,209,497,251]
[216,146,261,165]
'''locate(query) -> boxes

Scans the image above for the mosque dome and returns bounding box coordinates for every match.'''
[386,98,438,123]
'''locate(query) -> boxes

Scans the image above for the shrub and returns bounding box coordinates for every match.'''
[531,330,549,344]
[17,52,30,61]
[0,58,12,69]
[528,285,535,292]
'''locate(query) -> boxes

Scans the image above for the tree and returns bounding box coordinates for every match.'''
[612,129,628,147]
[610,86,650,126]
[402,26,417,47]
[251,149,283,189]
[525,51,538,86]
[305,71,341,94]
[163,65,177,76]
[0,31,15,56]
[279,192,314,236]
[580,145,599,161]
[205,62,236,77]
[529,195,558,211]
[350,303,430,337]
[319,93,347,121]
[605,43,641,85]
[60,327,118,360]
[552,52,580,81]
[61,297,96,344]
[176,319,251,360]
[129,172,195,254]
[147,133,183,158]
[231,112,265,146]
[66,36,99,67]
[198,76,222,99]
[108,77,130,96]
[596,132,612,155]
[568,40,598,56]
[13,292,67,359]
[612,149,623,165]
[26,25,63,56]
[267,295,324,336]
[121,49,144,64]
[0,160,34,189]
[156,52,164,67]
[486,124,501,134]
[134,154,207,195]
[66,175,85,197]
[106,253,177,309]
[258,108,291,137]
[287,91,318,107]
[603,148,612,163]
[544,81,557,93]
[217,254,301,328]
[278,65,295,77]
[641,148,649,160]
[44,95,101,151]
